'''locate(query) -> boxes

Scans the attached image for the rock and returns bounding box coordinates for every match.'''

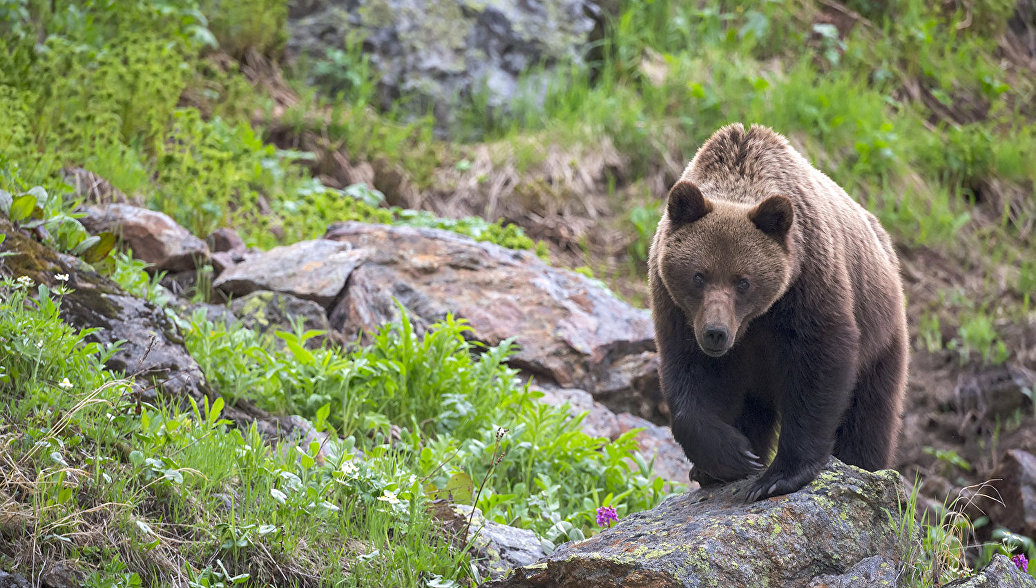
[39,564,79,588]
[287,0,605,134]
[953,364,1036,424]
[228,290,332,346]
[983,449,1036,537]
[323,222,657,412]
[490,459,906,588]
[64,289,209,400]
[806,555,900,587]
[431,502,546,581]
[210,250,236,276]
[213,239,367,308]
[0,570,31,588]
[206,227,246,255]
[943,554,1036,587]
[78,203,209,272]
[592,350,665,422]
[0,219,208,401]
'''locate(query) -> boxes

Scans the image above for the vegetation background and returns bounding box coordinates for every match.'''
[0,0,1033,586]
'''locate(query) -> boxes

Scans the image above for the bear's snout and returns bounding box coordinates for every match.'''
[702,325,730,355]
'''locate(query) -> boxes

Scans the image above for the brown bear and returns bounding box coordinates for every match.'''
[649,123,908,501]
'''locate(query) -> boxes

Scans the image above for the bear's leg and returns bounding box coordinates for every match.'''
[735,396,778,462]
[745,320,859,501]
[834,334,907,471]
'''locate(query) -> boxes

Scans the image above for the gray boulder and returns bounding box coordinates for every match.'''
[228,290,333,345]
[944,554,1035,587]
[78,203,209,272]
[432,502,546,581]
[213,239,368,308]
[490,459,907,588]
[287,0,606,133]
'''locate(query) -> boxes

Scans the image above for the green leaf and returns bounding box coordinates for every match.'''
[72,235,100,255]
[81,232,116,263]
[129,450,145,466]
[297,447,315,470]
[429,472,474,503]
[207,396,224,425]
[270,488,287,505]
[10,194,36,222]
[315,402,330,425]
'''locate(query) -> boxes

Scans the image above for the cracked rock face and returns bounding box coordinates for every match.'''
[490,459,907,588]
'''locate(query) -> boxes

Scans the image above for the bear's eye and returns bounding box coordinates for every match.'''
[736,278,751,293]
[693,272,705,288]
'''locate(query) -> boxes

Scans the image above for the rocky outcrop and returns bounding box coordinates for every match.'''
[322,222,660,415]
[944,554,1036,587]
[806,555,899,587]
[490,460,906,588]
[287,0,606,133]
[78,203,209,272]
[213,239,368,308]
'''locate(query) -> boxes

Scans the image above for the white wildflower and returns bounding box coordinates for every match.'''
[377,490,401,505]
[57,378,73,390]
[54,274,69,282]
[16,276,32,287]
[340,460,358,475]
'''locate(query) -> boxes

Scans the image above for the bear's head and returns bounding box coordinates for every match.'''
[657,181,794,357]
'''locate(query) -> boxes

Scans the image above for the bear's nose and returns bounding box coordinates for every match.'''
[703,325,729,350]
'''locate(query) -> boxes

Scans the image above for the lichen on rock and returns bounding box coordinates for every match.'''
[490,459,908,588]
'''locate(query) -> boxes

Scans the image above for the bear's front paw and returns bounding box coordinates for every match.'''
[693,443,765,483]
[745,462,822,502]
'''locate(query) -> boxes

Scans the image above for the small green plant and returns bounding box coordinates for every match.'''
[896,479,1001,586]
[949,313,1009,366]
[0,186,116,262]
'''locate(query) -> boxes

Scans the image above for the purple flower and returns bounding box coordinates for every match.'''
[1012,553,1028,573]
[596,505,618,528]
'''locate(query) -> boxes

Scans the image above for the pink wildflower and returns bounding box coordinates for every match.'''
[596,505,618,528]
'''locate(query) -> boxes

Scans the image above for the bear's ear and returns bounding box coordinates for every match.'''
[667,181,712,225]
[749,194,794,239]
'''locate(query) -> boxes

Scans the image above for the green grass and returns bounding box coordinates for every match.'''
[0,260,669,584]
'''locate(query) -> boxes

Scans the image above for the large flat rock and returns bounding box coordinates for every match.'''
[213,239,368,308]
[323,222,656,400]
[491,460,906,588]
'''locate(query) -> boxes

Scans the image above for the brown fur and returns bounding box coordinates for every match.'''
[648,123,908,500]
